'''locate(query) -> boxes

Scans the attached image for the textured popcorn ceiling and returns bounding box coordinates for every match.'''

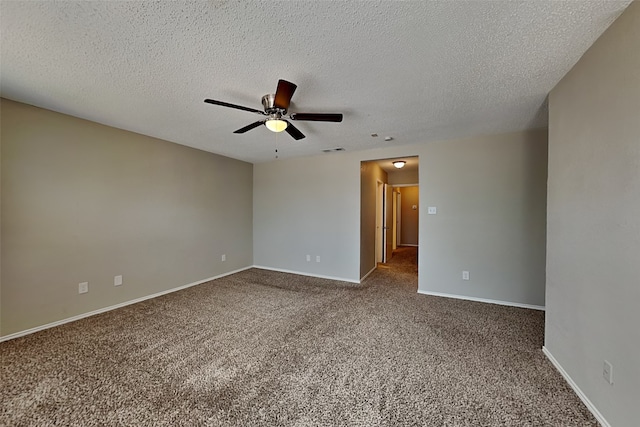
[0,1,632,163]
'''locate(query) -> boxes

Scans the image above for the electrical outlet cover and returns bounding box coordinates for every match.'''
[79,282,89,294]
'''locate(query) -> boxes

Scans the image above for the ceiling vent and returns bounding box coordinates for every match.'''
[322,147,345,153]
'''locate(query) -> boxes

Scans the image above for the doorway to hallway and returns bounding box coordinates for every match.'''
[360,156,419,281]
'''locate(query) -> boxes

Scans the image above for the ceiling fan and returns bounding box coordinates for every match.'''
[204,79,343,140]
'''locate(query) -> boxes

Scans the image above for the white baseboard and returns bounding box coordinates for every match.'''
[0,266,253,343]
[399,244,419,247]
[417,290,545,311]
[360,265,377,282]
[542,346,610,427]
[252,265,360,284]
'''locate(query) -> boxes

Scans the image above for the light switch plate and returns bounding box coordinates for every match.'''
[428,206,437,215]
[603,360,613,384]
[114,275,123,286]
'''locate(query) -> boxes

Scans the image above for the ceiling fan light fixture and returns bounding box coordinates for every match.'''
[205,79,343,141]
[265,119,288,133]
[393,160,406,169]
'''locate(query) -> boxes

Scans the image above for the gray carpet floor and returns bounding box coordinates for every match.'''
[1,247,597,426]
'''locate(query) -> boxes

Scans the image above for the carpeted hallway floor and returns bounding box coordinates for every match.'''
[1,247,596,426]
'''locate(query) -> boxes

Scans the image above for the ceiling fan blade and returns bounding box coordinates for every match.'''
[273,80,297,110]
[233,121,265,134]
[204,99,266,115]
[290,113,343,122]
[284,121,305,140]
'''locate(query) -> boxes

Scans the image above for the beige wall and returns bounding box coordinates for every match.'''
[253,153,361,282]
[254,128,548,307]
[0,117,2,327]
[546,2,640,425]
[388,168,418,186]
[419,130,548,306]
[399,186,419,246]
[360,162,388,278]
[1,99,253,336]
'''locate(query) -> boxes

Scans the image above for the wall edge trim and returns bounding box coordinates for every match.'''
[360,266,377,282]
[253,265,360,284]
[0,266,253,342]
[417,290,545,311]
[542,346,611,427]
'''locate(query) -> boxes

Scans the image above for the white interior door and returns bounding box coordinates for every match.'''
[384,184,393,262]
[396,192,402,247]
[376,181,383,263]
[392,189,397,251]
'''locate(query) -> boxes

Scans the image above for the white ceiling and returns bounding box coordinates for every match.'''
[0,1,632,164]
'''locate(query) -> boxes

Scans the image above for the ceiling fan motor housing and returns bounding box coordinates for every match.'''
[262,94,285,116]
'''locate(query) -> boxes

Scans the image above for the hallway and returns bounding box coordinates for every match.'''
[369,245,418,292]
